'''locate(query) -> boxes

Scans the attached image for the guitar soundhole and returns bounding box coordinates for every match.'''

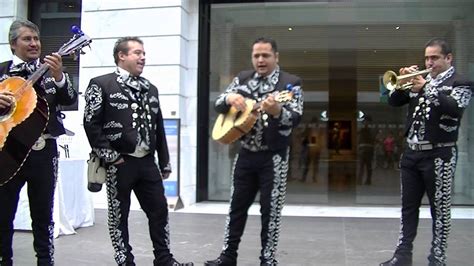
[0,102,15,122]
[235,111,242,120]
[0,106,10,116]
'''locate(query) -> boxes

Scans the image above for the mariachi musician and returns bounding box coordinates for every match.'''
[380,37,473,266]
[0,19,76,265]
[205,37,303,266]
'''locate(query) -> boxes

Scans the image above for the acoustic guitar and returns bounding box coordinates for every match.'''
[212,89,294,144]
[0,26,92,186]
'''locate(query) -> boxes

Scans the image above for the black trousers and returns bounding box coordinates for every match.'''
[395,146,457,264]
[221,148,289,265]
[0,140,58,266]
[105,154,172,265]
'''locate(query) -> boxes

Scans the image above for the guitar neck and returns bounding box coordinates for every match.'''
[250,90,293,112]
[14,63,50,101]
[29,64,50,84]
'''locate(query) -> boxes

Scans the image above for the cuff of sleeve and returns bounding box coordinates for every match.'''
[53,73,66,88]
[161,162,172,173]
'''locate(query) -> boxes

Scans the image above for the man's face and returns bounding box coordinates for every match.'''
[118,41,146,77]
[11,26,41,62]
[251,42,279,77]
[425,45,452,77]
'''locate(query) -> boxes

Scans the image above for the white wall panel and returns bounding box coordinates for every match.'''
[143,36,182,65]
[141,65,182,94]
[83,0,183,11]
[157,94,180,118]
[82,7,181,38]
[78,38,117,67]
[80,36,182,67]
[0,45,11,57]
[0,18,14,44]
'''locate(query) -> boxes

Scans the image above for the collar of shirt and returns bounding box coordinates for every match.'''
[427,66,454,85]
[117,66,133,81]
[116,67,150,93]
[10,55,40,69]
[253,65,280,80]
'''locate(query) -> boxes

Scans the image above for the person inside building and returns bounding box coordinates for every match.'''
[83,36,193,266]
[357,117,374,185]
[380,37,473,266]
[205,37,304,266]
[0,19,77,266]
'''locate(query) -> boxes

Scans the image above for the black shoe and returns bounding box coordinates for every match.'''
[260,260,277,266]
[380,254,412,266]
[204,255,236,266]
[0,256,13,266]
[166,258,193,266]
[428,263,446,266]
[428,260,446,266]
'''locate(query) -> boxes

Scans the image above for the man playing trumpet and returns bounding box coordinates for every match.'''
[380,38,472,266]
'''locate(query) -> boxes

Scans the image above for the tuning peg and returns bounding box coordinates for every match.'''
[286,83,300,95]
[71,25,83,35]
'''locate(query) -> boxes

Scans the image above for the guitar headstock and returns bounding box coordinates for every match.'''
[275,91,293,103]
[276,83,302,103]
[57,26,92,59]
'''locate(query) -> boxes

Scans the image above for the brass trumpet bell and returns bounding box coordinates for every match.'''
[383,68,432,91]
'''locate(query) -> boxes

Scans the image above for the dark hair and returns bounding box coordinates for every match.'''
[9,20,40,54]
[425,37,452,56]
[113,36,144,65]
[252,37,278,53]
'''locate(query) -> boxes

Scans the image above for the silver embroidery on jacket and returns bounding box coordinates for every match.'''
[103,121,123,129]
[110,102,129,110]
[84,84,103,123]
[109,92,128,100]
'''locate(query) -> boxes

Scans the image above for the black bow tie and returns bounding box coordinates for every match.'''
[125,75,148,91]
[10,62,38,77]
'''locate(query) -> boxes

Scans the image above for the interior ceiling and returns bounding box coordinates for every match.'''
[210,1,473,92]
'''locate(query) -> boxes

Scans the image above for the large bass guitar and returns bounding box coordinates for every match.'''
[0,26,91,186]
[212,88,295,144]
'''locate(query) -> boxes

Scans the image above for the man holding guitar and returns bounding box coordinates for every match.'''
[205,37,303,266]
[0,20,77,265]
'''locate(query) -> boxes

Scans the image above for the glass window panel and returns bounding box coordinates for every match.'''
[30,0,82,111]
[207,1,474,206]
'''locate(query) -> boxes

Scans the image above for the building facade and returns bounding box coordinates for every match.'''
[1,0,473,208]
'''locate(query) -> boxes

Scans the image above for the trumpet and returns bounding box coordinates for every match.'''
[383,68,432,91]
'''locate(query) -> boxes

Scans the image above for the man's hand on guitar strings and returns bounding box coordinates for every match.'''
[226,93,247,111]
[0,91,14,109]
[261,94,282,117]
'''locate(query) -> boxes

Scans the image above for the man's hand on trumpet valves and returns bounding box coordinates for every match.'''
[399,65,426,93]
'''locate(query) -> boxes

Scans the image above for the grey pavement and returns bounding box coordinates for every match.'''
[12,209,474,266]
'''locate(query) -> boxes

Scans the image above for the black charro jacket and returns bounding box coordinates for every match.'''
[388,68,472,144]
[0,60,77,137]
[83,71,171,173]
[215,68,303,151]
